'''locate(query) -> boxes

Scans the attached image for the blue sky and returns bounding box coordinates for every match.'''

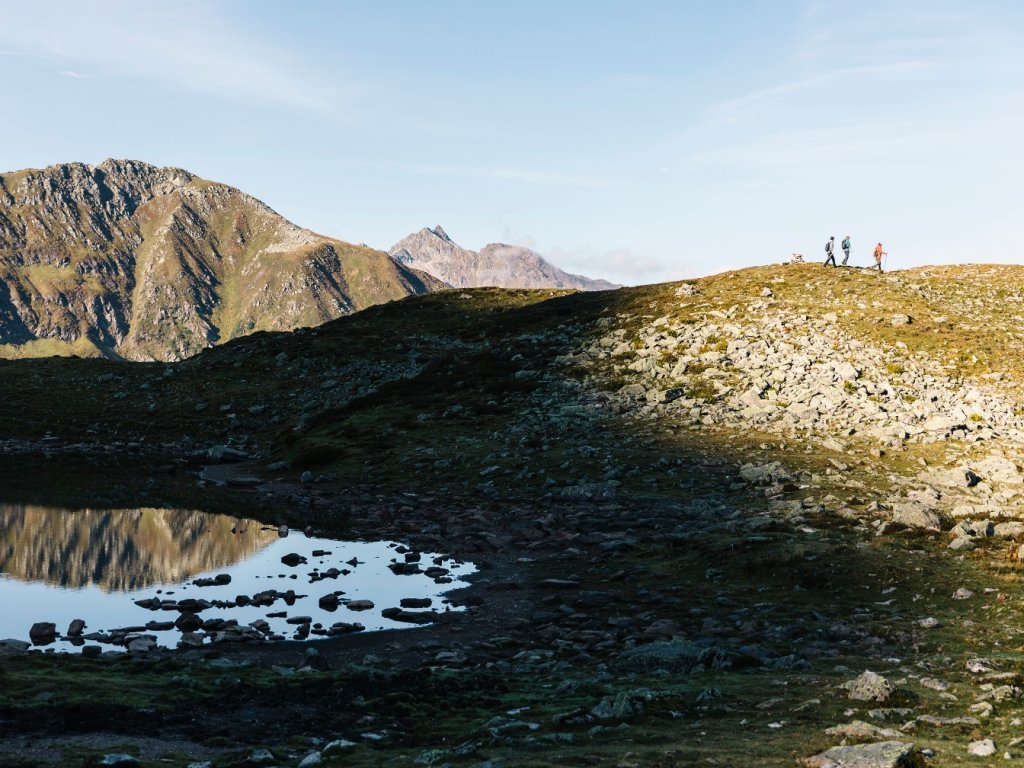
[0,1,1021,285]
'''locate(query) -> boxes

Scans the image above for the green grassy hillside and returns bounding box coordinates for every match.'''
[2,263,1024,766]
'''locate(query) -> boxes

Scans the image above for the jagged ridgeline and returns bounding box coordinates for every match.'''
[0,160,442,361]
[390,225,619,291]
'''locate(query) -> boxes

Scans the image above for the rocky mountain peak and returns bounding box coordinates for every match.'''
[0,160,442,361]
[389,227,618,291]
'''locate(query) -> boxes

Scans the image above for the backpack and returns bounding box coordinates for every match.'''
[825,241,831,253]
[842,238,850,250]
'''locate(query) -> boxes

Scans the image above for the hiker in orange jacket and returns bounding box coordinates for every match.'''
[872,243,886,272]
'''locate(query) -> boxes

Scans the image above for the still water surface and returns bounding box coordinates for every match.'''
[0,503,474,651]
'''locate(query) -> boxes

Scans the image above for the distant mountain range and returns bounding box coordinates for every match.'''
[0,161,620,362]
[0,159,441,361]
[389,226,618,291]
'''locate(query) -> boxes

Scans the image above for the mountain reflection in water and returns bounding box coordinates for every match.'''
[0,504,278,591]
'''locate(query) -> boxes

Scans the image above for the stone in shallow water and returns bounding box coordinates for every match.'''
[29,622,56,646]
[327,622,364,635]
[389,562,421,575]
[381,607,436,624]
[174,612,202,632]
[128,637,157,654]
[318,594,340,611]
[401,597,432,608]
[803,741,921,768]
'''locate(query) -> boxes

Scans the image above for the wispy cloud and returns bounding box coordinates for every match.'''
[0,0,343,112]
[546,245,663,285]
[59,70,92,79]
[709,61,932,119]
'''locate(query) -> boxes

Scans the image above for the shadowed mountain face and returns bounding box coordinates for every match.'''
[0,504,277,591]
[0,159,443,361]
[390,225,619,291]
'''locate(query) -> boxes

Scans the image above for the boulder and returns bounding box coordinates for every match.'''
[803,741,921,768]
[975,455,1022,484]
[836,362,860,381]
[922,415,958,433]
[890,503,942,531]
[738,461,793,486]
[617,383,647,400]
[824,721,906,740]
[615,640,761,673]
[949,520,993,539]
[590,688,672,722]
[994,522,1024,538]
[967,739,996,757]
[841,671,896,702]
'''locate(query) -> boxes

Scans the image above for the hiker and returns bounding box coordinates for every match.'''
[841,235,851,266]
[872,242,886,272]
[823,236,837,267]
